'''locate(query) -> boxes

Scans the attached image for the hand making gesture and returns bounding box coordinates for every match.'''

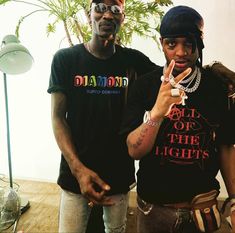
[150,60,192,119]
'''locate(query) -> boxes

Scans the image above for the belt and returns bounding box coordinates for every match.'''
[163,201,192,209]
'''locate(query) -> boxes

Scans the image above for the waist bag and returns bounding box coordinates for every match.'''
[191,190,221,232]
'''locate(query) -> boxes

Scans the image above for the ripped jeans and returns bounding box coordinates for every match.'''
[137,195,201,233]
[59,189,129,233]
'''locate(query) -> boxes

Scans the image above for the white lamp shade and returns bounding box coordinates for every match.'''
[0,35,33,75]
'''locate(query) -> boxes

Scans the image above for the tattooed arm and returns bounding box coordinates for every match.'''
[127,117,163,159]
[126,61,191,159]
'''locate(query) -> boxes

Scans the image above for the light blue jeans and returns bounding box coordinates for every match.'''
[59,189,129,233]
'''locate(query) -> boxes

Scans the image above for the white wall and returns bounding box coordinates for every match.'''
[0,1,234,197]
[0,2,63,182]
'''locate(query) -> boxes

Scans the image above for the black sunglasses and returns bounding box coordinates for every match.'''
[92,3,123,15]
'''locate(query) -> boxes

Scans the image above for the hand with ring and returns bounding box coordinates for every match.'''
[151,60,191,118]
[70,161,115,206]
[170,88,180,97]
[88,201,94,208]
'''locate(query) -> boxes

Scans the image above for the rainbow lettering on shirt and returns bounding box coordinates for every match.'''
[74,75,128,88]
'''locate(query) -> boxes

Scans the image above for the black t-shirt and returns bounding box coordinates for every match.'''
[48,44,156,194]
[121,66,235,203]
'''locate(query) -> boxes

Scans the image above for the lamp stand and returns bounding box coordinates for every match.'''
[3,73,30,216]
[3,72,13,188]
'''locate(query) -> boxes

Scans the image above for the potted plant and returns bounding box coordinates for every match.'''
[0,0,172,46]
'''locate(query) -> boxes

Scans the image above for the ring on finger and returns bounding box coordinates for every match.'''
[169,77,177,87]
[171,88,180,97]
[88,201,94,208]
[160,75,169,82]
[170,78,181,89]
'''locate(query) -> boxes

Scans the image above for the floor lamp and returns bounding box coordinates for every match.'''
[0,35,33,215]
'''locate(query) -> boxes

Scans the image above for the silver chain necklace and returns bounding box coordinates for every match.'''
[177,67,201,93]
[176,66,198,84]
[164,65,201,93]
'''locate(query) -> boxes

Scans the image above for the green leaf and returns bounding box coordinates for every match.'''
[0,0,10,5]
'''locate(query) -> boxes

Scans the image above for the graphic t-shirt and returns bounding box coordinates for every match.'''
[121,66,235,203]
[48,44,156,194]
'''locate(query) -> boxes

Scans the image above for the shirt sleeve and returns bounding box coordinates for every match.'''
[126,48,157,75]
[47,48,70,94]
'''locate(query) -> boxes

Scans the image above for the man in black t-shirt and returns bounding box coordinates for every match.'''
[48,1,235,232]
[121,5,235,233]
[47,0,157,232]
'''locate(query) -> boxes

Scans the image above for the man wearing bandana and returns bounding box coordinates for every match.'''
[121,5,235,233]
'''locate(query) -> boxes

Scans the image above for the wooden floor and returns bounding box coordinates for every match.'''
[2,179,231,233]
[3,179,60,233]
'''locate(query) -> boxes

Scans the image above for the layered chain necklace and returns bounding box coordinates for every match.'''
[164,64,202,93]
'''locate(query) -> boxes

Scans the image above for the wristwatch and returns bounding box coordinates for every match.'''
[143,111,162,127]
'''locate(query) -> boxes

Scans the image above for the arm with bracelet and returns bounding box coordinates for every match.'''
[126,61,191,160]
